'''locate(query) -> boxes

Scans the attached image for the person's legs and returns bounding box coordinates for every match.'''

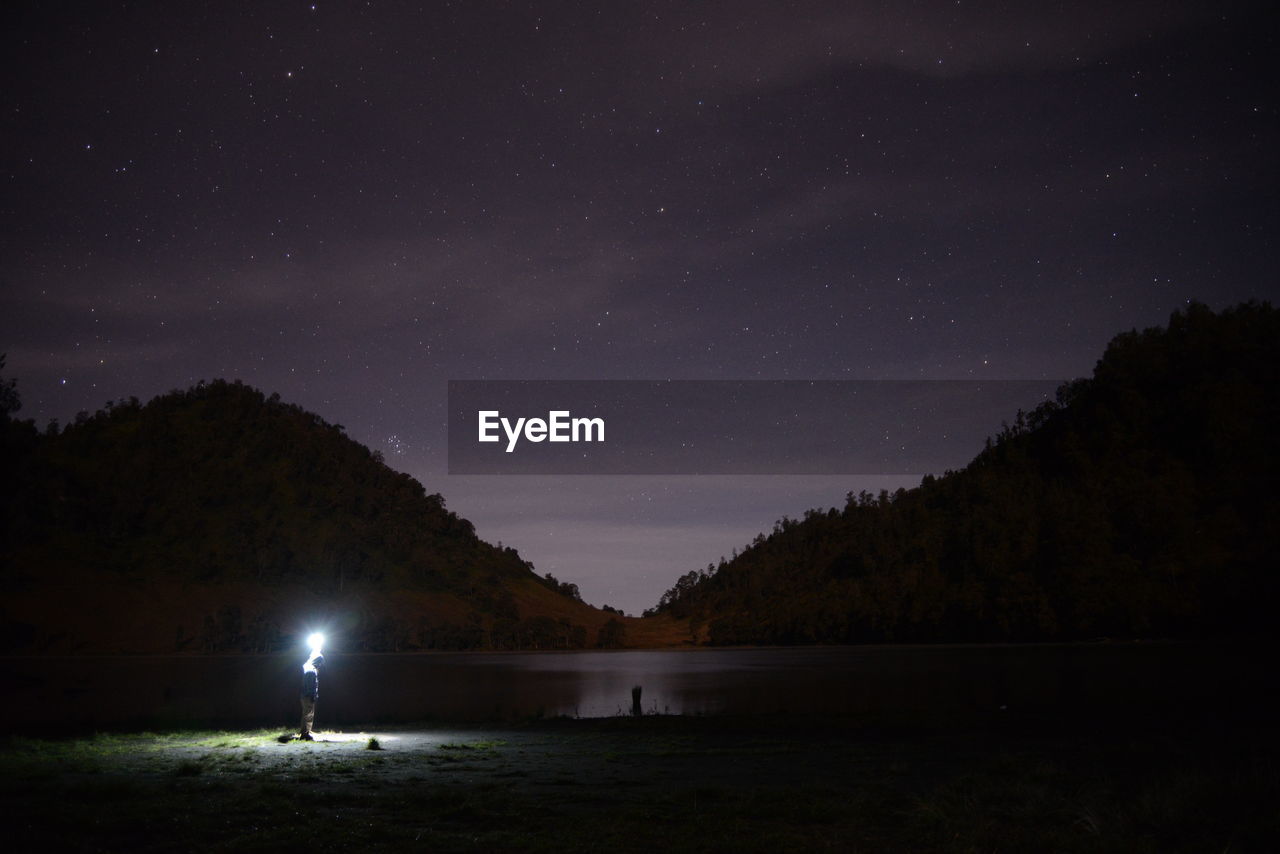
[300,696,316,738]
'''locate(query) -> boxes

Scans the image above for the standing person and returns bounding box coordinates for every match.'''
[299,651,324,740]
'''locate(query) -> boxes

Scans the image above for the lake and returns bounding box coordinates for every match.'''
[0,642,1251,730]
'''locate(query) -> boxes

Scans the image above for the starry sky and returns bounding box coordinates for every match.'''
[2,1,1276,614]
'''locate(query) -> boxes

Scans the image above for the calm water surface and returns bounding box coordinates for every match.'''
[0,643,1250,729]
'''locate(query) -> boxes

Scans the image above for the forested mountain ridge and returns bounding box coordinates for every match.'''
[652,302,1279,644]
[0,378,673,653]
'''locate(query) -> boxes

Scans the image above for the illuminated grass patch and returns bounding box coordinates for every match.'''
[1,718,1275,852]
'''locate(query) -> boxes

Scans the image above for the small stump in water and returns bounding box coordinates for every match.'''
[631,685,643,717]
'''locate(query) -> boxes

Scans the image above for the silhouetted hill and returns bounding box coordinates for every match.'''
[652,302,1279,644]
[0,378,678,653]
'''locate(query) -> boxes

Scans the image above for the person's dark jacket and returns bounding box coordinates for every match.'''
[301,667,319,700]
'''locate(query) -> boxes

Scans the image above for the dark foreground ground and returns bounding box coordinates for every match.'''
[3,708,1276,853]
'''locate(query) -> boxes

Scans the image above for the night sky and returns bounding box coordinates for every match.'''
[2,1,1275,614]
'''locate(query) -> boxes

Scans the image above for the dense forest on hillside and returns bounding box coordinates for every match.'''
[0,376,623,653]
[651,302,1279,644]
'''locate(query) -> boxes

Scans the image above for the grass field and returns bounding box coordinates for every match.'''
[3,710,1276,852]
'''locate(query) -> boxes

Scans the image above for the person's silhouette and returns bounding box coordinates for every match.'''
[299,652,324,740]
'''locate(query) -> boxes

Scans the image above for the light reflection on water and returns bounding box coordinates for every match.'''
[0,643,1245,728]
